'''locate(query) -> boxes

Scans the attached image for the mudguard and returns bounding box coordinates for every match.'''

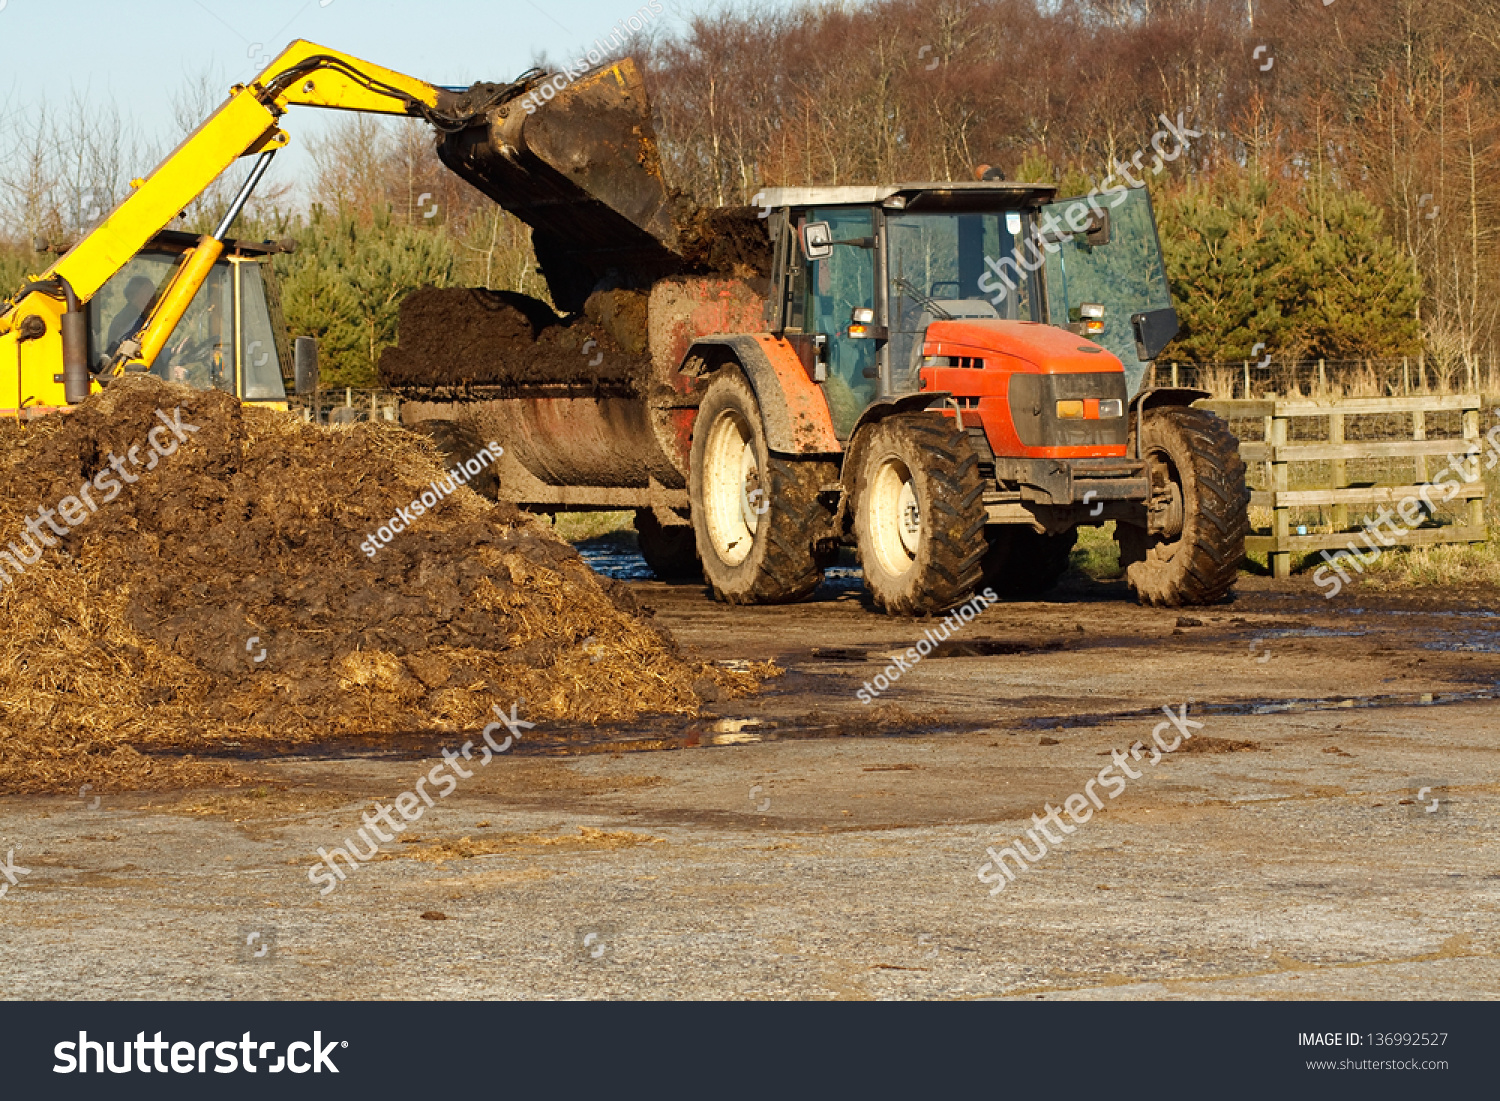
[683,334,841,455]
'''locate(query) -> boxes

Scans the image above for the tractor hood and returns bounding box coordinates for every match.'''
[920,319,1125,377]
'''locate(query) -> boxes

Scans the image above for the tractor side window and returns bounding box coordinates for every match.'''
[90,252,177,369]
[1042,186,1175,396]
[238,263,287,401]
[803,207,876,439]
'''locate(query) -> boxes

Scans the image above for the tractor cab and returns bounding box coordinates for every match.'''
[687,180,1242,617]
[88,230,293,408]
[759,182,1179,438]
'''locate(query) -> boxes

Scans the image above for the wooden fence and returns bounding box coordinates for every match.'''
[1198,394,1489,578]
[287,388,401,424]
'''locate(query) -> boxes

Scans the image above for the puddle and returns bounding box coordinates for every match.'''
[576,542,655,581]
[818,566,865,596]
[1423,631,1500,653]
[1256,627,1369,640]
[1016,685,1500,730]
[165,676,1500,766]
[576,542,866,595]
[1380,608,1500,620]
[930,639,1069,658]
[809,647,870,662]
[178,708,981,763]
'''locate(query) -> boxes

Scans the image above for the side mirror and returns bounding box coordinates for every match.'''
[294,335,319,396]
[801,221,833,261]
[1083,210,1110,247]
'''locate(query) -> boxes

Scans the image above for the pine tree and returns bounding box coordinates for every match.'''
[1157,172,1420,364]
[274,206,455,388]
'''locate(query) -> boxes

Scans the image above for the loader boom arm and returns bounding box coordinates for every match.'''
[7,40,463,317]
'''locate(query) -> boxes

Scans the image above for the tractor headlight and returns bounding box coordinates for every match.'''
[1057,398,1123,420]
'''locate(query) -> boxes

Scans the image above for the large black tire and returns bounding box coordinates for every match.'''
[689,369,836,604]
[981,526,1078,598]
[633,509,701,581]
[1121,405,1249,606]
[851,413,986,615]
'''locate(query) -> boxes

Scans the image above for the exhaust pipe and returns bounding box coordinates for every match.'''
[60,278,91,404]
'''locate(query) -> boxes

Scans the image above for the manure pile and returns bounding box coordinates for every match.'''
[0,376,748,794]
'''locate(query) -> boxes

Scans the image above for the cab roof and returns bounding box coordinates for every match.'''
[758,181,1059,213]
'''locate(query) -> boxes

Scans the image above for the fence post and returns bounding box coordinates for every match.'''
[1403,356,1410,395]
[1464,401,1485,539]
[1329,410,1347,532]
[1243,360,1250,398]
[1412,408,1428,485]
[1262,410,1273,491]
[1270,408,1291,580]
[1318,358,1326,394]
[1171,361,1179,388]
[1418,351,1426,392]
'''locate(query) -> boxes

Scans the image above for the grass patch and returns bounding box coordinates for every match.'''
[1357,540,1500,589]
[548,510,635,543]
[1073,523,1122,580]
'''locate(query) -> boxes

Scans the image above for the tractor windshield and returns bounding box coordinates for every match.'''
[885,211,1036,387]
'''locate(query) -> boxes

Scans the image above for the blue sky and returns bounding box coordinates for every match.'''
[0,0,773,204]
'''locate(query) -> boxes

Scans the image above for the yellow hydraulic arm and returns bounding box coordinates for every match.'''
[0,41,524,414]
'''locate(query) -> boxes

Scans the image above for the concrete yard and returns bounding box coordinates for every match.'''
[3,574,1497,999]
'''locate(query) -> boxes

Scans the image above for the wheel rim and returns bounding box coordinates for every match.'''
[868,454,921,577]
[1144,445,1185,560]
[702,409,761,567]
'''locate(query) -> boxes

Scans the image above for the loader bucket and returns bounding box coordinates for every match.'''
[437,58,682,313]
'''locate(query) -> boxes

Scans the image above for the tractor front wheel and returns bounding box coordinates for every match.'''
[852,413,986,615]
[1120,405,1249,606]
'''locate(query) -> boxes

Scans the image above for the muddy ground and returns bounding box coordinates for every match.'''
[2,569,1497,1000]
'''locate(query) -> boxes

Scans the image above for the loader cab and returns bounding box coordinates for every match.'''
[761,182,1178,435]
[89,231,293,407]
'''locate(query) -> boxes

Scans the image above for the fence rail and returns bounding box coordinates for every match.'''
[1199,394,1488,578]
[1153,356,1500,399]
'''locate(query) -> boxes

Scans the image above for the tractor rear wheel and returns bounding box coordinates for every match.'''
[689,370,835,604]
[634,509,701,581]
[852,413,986,615]
[981,526,1078,598]
[1121,405,1249,606]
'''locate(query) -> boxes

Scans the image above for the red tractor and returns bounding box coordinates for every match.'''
[679,181,1249,613]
